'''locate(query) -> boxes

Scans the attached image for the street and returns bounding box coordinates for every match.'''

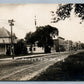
[0,51,82,81]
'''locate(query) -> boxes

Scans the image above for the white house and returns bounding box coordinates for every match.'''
[27,41,44,53]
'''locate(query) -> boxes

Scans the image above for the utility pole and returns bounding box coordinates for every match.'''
[34,15,37,30]
[8,19,15,58]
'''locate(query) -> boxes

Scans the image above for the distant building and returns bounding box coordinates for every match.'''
[0,27,17,55]
[77,41,82,49]
[58,37,65,51]
[64,40,81,51]
[27,41,44,53]
[64,40,73,51]
[52,36,65,52]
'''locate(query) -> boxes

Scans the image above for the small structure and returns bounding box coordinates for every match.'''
[0,27,17,55]
[27,41,44,53]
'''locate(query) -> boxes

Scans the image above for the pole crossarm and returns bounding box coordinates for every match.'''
[8,19,15,26]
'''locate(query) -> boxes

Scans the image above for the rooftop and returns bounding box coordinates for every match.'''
[0,27,16,38]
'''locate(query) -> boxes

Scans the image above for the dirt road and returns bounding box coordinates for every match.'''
[0,51,80,81]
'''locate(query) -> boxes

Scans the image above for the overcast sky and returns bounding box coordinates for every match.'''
[0,4,84,43]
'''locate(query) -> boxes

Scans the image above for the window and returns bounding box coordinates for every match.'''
[33,48,36,51]
[29,47,32,51]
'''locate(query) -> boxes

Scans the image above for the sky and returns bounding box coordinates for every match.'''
[0,0,83,3]
[0,4,84,43]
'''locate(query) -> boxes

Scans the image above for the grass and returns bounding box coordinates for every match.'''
[31,51,84,81]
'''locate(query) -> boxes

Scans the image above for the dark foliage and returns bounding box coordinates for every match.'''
[36,25,58,47]
[25,32,37,53]
[59,45,66,52]
[75,4,84,20]
[52,4,84,23]
[61,52,84,79]
[25,32,36,44]
[56,4,73,22]
[14,39,27,55]
[25,25,58,53]
[81,43,84,49]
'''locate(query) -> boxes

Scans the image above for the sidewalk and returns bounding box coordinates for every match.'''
[0,50,83,61]
[0,51,69,61]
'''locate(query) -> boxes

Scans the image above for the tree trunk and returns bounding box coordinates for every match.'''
[30,44,33,53]
[44,46,51,53]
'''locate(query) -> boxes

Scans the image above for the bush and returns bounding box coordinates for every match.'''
[14,39,28,55]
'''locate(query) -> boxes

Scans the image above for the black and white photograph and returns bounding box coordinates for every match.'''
[0,4,84,81]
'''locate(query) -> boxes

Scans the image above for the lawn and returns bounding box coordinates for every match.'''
[31,51,84,81]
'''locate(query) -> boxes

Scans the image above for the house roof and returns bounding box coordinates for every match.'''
[0,27,17,44]
[58,36,65,40]
[0,27,16,38]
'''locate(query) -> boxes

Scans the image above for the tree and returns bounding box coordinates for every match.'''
[25,25,58,53]
[36,25,58,53]
[25,32,37,53]
[51,4,84,23]
[81,43,84,49]
[14,39,27,55]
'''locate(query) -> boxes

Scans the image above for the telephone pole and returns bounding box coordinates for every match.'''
[34,15,37,30]
[8,19,15,57]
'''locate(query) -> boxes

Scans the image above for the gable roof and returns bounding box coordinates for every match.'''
[0,27,16,38]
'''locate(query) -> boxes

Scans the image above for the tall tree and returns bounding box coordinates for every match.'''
[25,32,37,53]
[25,25,58,53]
